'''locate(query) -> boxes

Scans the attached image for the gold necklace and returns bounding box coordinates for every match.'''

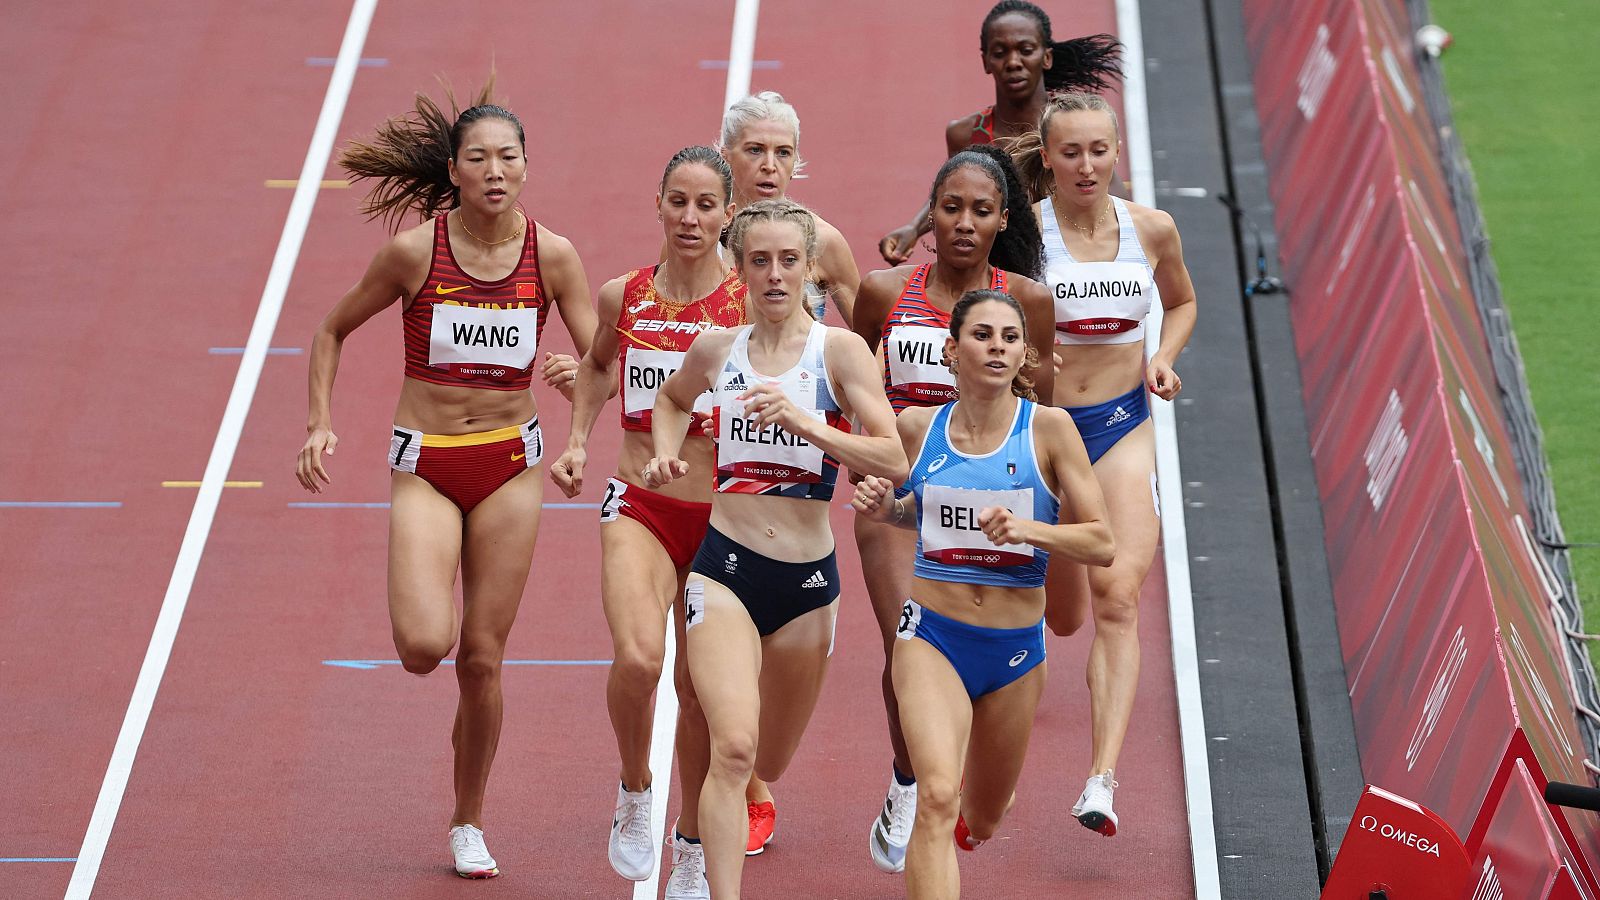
[458,210,525,246]
[1065,200,1112,240]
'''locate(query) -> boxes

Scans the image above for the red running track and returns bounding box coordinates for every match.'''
[0,1,1195,897]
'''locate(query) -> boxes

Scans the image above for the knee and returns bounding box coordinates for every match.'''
[709,731,757,782]
[1046,603,1087,637]
[395,635,453,675]
[453,648,503,687]
[611,645,665,695]
[915,776,961,827]
[1093,582,1141,630]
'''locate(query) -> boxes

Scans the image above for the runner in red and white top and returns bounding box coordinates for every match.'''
[850,145,1055,873]
[549,146,745,891]
[295,86,597,879]
[646,199,907,898]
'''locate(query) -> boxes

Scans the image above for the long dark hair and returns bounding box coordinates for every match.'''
[981,1,1122,93]
[929,149,1044,281]
[339,76,525,232]
[949,289,1039,400]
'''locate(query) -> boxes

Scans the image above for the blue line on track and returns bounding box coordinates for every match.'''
[289,502,600,509]
[1,858,76,863]
[698,59,781,69]
[323,659,610,670]
[208,347,303,355]
[0,501,121,509]
[305,57,387,67]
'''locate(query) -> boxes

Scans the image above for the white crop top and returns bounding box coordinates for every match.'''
[1042,195,1156,346]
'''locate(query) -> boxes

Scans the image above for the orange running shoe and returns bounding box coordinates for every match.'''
[746,801,776,855]
[954,814,984,851]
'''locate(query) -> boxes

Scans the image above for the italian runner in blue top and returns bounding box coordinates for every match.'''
[853,289,1114,898]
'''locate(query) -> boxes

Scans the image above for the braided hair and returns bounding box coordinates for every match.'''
[980,1,1123,93]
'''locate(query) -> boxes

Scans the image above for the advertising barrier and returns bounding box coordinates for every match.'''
[1241,0,1600,889]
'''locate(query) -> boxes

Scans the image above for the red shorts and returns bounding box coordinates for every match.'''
[600,477,712,570]
[389,417,543,514]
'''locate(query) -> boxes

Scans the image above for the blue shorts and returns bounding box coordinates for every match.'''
[1064,385,1150,464]
[894,599,1046,699]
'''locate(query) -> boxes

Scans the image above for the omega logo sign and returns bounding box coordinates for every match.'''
[1358,816,1443,858]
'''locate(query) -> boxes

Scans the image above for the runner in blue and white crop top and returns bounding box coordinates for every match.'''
[714,320,849,501]
[908,397,1060,587]
[1040,194,1156,346]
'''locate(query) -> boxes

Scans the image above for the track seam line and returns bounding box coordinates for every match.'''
[63,2,379,896]
[1115,0,1222,895]
[634,4,761,895]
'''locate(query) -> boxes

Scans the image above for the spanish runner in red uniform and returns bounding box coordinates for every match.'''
[851,145,1056,873]
[548,146,746,892]
[646,199,908,899]
[878,0,1122,264]
[1010,91,1198,838]
[295,86,597,879]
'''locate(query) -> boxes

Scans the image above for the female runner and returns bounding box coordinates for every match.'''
[548,146,746,884]
[853,289,1114,897]
[647,199,907,898]
[1010,91,1197,836]
[850,145,1055,873]
[295,90,596,877]
[879,0,1121,264]
[720,91,861,327]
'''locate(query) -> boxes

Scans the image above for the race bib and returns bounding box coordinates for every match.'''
[886,323,956,402]
[1048,260,1151,339]
[716,368,825,482]
[429,302,540,368]
[920,484,1035,567]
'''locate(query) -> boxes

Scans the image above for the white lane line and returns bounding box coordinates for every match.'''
[1115,0,1222,896]
[634,4,762,895]
[63,2,379,896]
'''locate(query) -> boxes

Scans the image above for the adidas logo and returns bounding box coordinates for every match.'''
[724,373,748,391]
[1105,406,1132,427]
[802,570,829,589]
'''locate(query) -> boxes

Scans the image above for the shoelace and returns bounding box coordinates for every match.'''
[452,827,488,862]
[667,845,704,889]
[886,787,917,841]
[619,796,652,845]
[749,803,775,829]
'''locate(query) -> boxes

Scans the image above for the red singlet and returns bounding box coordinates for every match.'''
[879,263,1008,413]
[402,213,547,391]
[615,264,747,432]
[970,106,996,145]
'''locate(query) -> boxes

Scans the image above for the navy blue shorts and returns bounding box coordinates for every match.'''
[1064,385,1149,464]
[894,599,1046,699]
[689,525,840,637]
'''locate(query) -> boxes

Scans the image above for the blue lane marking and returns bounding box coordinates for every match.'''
[1,858,76,863]
[306,57,387,67]
[324,659,610,670]
[209,347,303,355]
[290,502,600,509]
[0,501,121,509]
[698,59,781,69]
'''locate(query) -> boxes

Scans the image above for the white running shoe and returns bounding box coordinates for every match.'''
[868,776,917,873]
[665,834,711,900]
[608,782,655,881]
[448,823,499,878]
[1072,771,1120,837]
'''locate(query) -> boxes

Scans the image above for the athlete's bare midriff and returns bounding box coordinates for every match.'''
[394,377,537,435]
[709,491,835,563]
[1055,342,1146,408]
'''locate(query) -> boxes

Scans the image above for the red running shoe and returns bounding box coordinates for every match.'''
[746,801,776,856]
[954,814,984,851]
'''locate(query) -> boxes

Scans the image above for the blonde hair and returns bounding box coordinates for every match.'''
[1004,92,1121,203]
[728,199,820,319]
[719,91,807,178]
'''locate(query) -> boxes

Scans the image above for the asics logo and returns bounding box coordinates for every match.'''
[435,283,470,295]
[1008,650,1029,667]
[926,454,949,474]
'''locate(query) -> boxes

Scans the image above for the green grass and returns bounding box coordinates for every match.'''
[1429,0,1600,629]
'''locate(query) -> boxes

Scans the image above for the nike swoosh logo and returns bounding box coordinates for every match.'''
[899,313,934,325]
[435,283,470,295]
[511,452,526,461]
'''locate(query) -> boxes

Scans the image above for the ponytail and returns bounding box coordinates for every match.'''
[1004,92,1123,205]
[979,3,1123,93]
[339,76,525,232]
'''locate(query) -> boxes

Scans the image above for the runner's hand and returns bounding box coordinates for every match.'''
[643,456,690,489]
[296,427,338,493]
[551,446,586,498]
[1146,358,1182,401]
[542,351,580,401]
[978,506,1031,547]
[879,225,919,265]
[739,382,811,435]
[851,475,897,522]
